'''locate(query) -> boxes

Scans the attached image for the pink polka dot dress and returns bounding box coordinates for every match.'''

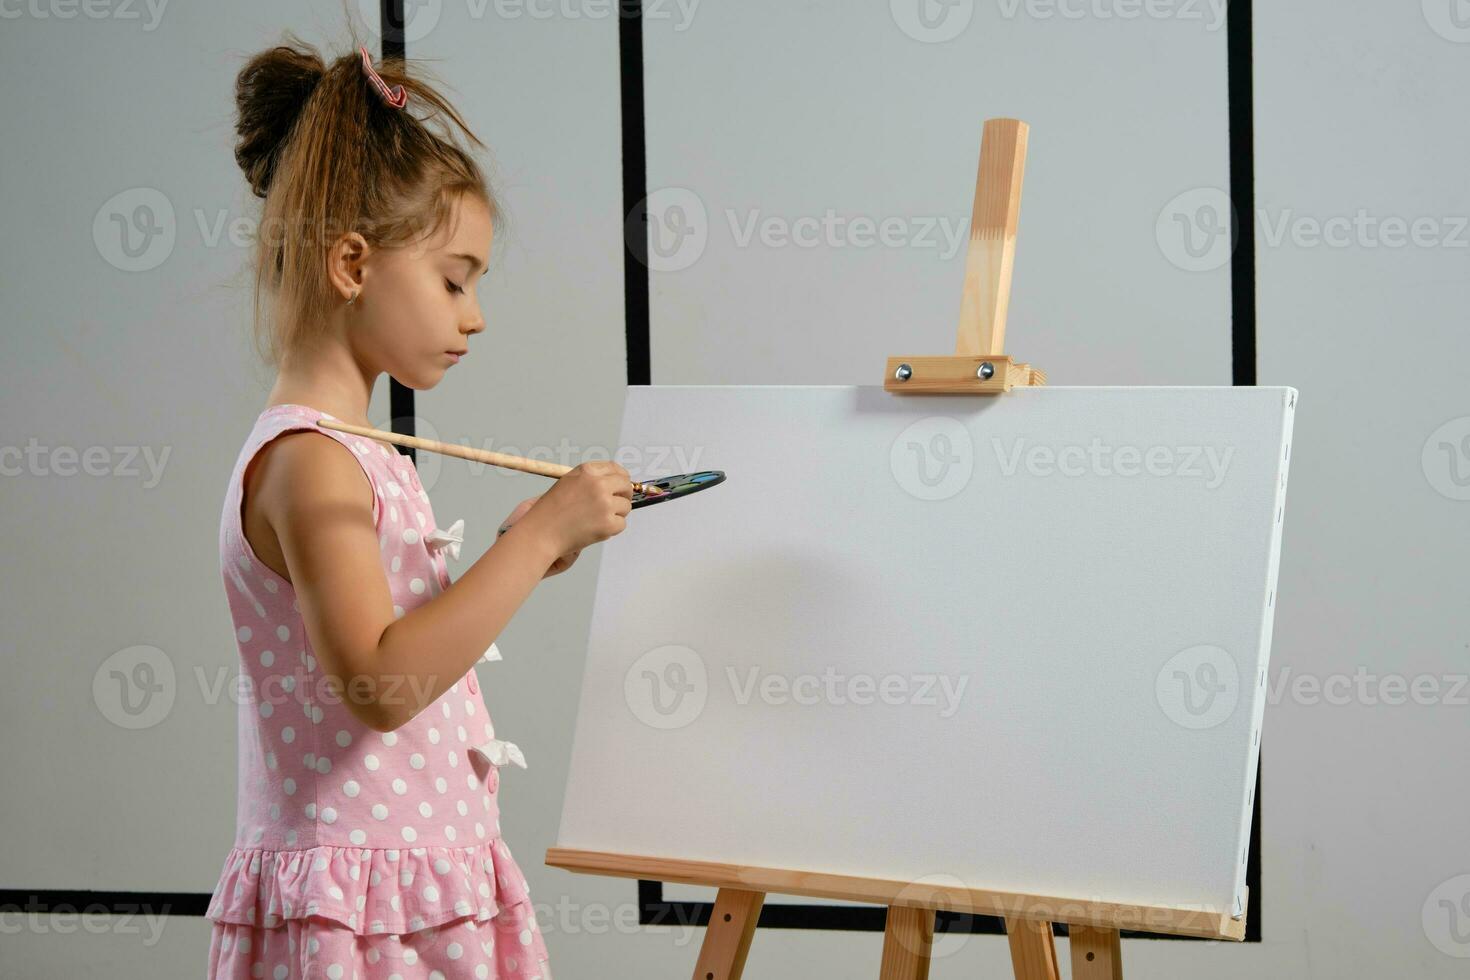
[206,403,552,980]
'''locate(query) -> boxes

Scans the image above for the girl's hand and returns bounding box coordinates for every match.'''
[500,496,582,577]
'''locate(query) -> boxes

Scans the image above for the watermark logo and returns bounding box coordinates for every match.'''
[891,874,973,959]
[1422,416,1470,501]
[1423,873,1470,957]
[1156,187,1235,272]
[890,416,975,501]
[358,0,443,43]
[995,0,1226,31]
[0,0,170,30]
[93,187,175,272]
[726,666,969,717]
[1155,644,1238,729]
[890,0,975,43]
[93,645,176,730]
[992,437,1234,487]
[625,645,708,729]
[1423,0,1470,43]
[1159,187,1470,271]
[629,188,708,272]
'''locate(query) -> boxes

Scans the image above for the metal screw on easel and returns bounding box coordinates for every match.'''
[977,361,995,381]
[894,363,913,382]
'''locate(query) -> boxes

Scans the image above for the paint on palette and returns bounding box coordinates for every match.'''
[630,470,727,509]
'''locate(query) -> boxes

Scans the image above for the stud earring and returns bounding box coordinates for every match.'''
[347,289,359,306]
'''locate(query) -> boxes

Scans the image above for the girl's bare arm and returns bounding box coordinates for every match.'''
[252,430,564,732]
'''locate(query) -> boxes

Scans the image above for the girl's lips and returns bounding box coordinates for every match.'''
[445,351,462,363]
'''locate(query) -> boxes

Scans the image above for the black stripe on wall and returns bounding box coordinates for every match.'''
[620,0,652,386]
[381,0,417,461]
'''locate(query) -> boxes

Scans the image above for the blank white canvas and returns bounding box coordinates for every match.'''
[556,385,1295,917]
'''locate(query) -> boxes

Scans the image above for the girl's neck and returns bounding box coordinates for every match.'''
[266,341,378,428]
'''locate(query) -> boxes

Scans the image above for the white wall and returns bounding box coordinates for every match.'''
[1,1,1465,977]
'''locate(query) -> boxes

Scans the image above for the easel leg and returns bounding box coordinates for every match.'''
[1068,926,1122,980]
[692,888,765,980]
[1004,917,1060,980]
[879,905,935,980]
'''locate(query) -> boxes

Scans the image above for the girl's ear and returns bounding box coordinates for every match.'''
[326,231,371,302]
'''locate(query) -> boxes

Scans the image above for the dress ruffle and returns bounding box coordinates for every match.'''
[206,837,540,939]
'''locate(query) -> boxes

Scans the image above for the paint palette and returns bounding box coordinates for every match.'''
[630,470,726,509]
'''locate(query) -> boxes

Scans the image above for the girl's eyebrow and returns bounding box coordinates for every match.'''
[449,252,488,276]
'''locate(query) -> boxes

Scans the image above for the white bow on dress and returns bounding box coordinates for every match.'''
[424,518,465,561]
[467,641,522,768]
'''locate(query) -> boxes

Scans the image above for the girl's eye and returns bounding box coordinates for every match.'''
[445,279,464,295]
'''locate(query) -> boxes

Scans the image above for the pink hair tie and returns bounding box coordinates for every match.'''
[359,44,407,109]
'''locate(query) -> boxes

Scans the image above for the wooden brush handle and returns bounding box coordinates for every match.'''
[316,419,655,494]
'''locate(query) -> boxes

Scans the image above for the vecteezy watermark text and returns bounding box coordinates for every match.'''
[992,437,1234,488]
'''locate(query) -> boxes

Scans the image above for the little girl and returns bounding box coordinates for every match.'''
[205,34,632,980]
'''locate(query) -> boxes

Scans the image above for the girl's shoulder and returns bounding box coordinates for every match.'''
[238,404,388,527]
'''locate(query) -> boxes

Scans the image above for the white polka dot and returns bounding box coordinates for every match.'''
[409,578,426,594]
[237,627,252,643]
[283,778,296,796]
[409,753,425,770]
[446,942,463,960]
[276,625,290,642]
[326,965,344,979]
[423,884,440,902]
[391,555,402,572]
[350,829,367,845]
[365,754,380,771]
[418,801,433,818]
[428,727,440,744]
[373,804,389,820]
[343,780,360,798]
[281,726,295,744]
[445,826,457,841]
[392,778,408,795]
[321,807,337,824]
[402,528,420,545]
[402,826,417,842]
[259,702,273,719]
[416,511,427,528]
[260,650,274,667]
[316,757,331,774]
[335,730,351,747]
[381,731,398,746]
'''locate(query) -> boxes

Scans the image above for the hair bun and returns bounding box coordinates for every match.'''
[234,39,326,199]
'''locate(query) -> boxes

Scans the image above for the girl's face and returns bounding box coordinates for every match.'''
[348,193,493,389]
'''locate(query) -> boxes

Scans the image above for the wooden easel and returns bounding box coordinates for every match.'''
[546,117,1247,979]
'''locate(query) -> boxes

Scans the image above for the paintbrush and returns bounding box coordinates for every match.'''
[315,418,666,498]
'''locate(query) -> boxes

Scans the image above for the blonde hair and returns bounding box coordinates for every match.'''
[233,30,500,366]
